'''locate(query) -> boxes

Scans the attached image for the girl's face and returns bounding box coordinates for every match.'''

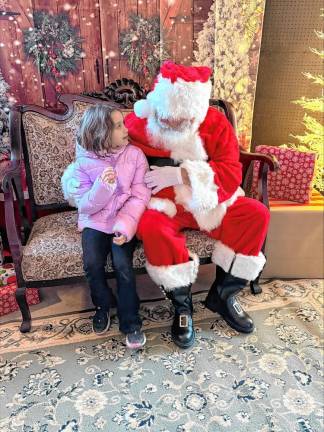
[110,110,129,152]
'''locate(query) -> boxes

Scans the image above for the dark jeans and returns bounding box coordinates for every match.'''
[82,228,141,334]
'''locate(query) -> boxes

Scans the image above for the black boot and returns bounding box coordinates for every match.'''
[205,266,254,333]
[164,285,195,349]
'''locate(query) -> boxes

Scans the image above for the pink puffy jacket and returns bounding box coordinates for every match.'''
[61,144,151,240]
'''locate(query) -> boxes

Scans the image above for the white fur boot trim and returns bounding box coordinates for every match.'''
[147,198,177,218]
[231,252,266,281]
[211,240,236,272]
[145,252,199,291]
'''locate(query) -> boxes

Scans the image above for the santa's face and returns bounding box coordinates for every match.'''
[155,112,196,133]
[147,108,208,163]
[147,77,205,132]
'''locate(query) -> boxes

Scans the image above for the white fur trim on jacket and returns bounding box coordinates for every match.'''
[212,240,266,281]
[145,252,199,291]
[61,163,80,207]
[148,198,177,218]
[192,187,244,231]
[178,160,218,212]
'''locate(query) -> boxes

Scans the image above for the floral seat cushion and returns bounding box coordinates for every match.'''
[21,211,215,282]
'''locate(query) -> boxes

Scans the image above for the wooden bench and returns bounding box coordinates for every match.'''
[0,88,278,332]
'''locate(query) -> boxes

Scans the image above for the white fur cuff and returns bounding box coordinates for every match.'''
[192,187,245,232]
[180,160,218,212]
[212,240,266,281]
[231,252,266,281]
[148,198,177,218]
[145,252,199,291]
[212,240,235,272]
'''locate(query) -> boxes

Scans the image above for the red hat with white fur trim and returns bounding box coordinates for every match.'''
[134,61,212,125]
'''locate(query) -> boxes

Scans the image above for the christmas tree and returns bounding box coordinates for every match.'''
[193,0,216,72]
[212,0,266,148]
[284,11,324,192]
[0,68,11,161]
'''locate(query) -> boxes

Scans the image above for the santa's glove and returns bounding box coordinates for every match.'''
[144,165,183,194]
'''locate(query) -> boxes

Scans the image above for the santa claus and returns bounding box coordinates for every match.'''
[125,61,270,349]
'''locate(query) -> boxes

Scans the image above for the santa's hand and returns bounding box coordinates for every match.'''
[144,166,183,194]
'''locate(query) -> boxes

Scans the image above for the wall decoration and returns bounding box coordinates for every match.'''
[23,11,83,94]
[0,0,266,142]
[120,14,168,85]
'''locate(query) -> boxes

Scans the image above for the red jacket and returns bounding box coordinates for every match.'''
[125,107,244,231]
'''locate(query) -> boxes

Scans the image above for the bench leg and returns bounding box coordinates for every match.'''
[250,274,262,295]
[15,286,32,333]
[250,241,267,295]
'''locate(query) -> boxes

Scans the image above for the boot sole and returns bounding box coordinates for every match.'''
[205,302,254,334]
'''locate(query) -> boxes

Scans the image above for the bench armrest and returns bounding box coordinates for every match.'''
[240,150,279,172]
[240,150,280,208]
[0,159,21,192]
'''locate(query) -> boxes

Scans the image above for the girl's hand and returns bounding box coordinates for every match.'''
[113,233,127,245]
[101,167,116,185]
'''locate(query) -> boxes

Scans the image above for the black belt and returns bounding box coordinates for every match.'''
[146,156,180,168]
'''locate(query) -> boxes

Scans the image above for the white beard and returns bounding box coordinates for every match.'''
[146,115,208,163]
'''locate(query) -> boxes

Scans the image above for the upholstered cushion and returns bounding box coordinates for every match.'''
[22,102,130,206]
[21,211,215,282]
[22,102,89,205]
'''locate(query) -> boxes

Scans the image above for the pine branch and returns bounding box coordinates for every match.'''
[293,96,324,112]
[302,72,324,86]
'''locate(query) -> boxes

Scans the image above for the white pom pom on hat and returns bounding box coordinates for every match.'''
[134,99,151,119]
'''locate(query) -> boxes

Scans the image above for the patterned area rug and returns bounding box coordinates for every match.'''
[0,279,323,431]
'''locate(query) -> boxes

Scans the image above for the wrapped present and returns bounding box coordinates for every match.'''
[0,263,16,286]
[253,145,316,203]
[0,263,40,316]
[0,283,40,316]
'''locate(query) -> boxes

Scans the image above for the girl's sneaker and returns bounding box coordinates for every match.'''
[93,308,110,334]
[126,330,146,349]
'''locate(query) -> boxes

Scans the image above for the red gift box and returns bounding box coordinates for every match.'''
[253,145,316,203]
[0,283,40,317]
[0,264,40,316]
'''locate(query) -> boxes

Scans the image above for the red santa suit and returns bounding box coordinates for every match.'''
[125,62,270,292]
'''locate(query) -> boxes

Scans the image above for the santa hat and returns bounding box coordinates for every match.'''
[134,61,212,124]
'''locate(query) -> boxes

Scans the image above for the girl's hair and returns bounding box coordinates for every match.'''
[77,104,120,156]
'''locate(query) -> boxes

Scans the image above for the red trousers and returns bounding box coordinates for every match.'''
[137,197,270,266]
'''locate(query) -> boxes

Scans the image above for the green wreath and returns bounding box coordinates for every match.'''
[120,14,168,78]
[23,11,83,81]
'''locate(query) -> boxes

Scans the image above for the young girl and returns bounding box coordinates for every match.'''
[61,104,151,349]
